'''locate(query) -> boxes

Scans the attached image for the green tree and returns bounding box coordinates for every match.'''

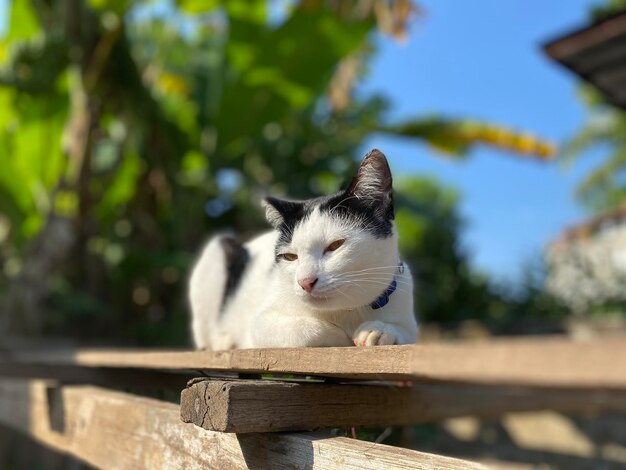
[563,92,626,212]
[395,177,492,323]
[0,0,554,344]
[561,3,626,212]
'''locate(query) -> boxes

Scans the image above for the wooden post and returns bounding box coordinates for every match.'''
[180,378,626,433]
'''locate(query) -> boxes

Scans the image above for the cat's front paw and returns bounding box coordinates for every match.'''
[353,321,397,346]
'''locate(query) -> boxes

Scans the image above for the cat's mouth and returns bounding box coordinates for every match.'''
[305,293,329,302]
[301,291,332,304]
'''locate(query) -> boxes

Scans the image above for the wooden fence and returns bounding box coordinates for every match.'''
[1,336,625,468]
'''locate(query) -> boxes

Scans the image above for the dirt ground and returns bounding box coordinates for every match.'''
[407,410,626,468]
[411,319,626,469]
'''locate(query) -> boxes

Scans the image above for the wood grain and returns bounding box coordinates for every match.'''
[0,378,484,469]
[180,378,626,433]
[6,336,626,387]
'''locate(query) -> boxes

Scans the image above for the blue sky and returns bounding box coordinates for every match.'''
[360,0,604,281]
[0,0,606,281]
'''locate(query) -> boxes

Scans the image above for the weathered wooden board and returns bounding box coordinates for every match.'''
[180,378,626,433]
[0,378,484,469]
[6,336,626,387]
[0,361,196,390]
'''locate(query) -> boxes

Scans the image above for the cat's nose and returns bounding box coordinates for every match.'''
[298,277,318,293]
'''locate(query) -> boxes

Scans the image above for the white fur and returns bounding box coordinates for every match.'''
[189,207,419,350]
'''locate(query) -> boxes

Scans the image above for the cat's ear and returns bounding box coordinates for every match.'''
[263,197,303,229]
[348,149,393,205]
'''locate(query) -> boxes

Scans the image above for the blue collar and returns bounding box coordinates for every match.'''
[370,262,404,310]
[370,279,397,309]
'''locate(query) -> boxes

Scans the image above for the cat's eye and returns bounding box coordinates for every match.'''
[324,239,345,253]
[280,253,298,261]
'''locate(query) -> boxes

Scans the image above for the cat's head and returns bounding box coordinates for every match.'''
[264,149,399,311]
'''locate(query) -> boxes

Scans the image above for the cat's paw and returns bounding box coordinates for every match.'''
[353,321,397,346]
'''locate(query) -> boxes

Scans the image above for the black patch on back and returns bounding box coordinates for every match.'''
[219,236,250,309]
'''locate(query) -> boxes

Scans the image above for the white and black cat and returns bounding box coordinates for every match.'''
[189,149,418,349]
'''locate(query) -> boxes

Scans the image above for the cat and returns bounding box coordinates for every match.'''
[189,149,418,349]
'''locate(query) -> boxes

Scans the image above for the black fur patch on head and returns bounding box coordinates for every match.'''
[275,203,306,254]
[219,236,250,309]
[267,149,395,260]
[264,197,307,257]
[319,189,394,237]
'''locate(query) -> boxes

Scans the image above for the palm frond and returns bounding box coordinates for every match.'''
[576,149,626,203]
[561,111,621,165]
[378,117,556,160]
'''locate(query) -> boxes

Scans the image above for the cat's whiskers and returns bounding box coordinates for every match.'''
[332,286,354,304]
[332,277,413,296]
[340,277,393,283]
[338,279,413,291]
[336,282,413,298]
[340,270,410,278]
[338,272,413,284]
[341,265,407,274]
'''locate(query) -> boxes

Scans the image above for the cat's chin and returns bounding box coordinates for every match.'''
[301,294,331,306]
[299,293,356,311]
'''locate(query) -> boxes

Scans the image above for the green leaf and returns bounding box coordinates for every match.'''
[396,208,427,251]
[95,152,143,223]
[0,86,68,241]
[0,34,69,94]
[88,0,132,16]
[215,7,370,149]
[576,149,626,210]
[560,111,618,165]
[4,0,40,42]
[225,0,266,23]
[380,118,471,157]
[175,0,220,14]
[244,67,313,107]
[0,0,40,67]
[381,117,556,159]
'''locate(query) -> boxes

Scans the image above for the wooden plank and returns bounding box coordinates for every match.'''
[0,379,483,470]
[407,337,626,387]
[6,336,626,387]
[0,361,197,390]
[180,378,626,433]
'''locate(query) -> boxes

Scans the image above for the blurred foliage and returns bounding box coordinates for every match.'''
[396,178,567,325]
[562,92,626,212]
[395,176,493,323]
[546,0,626,318]
[590,0,626,21]
[561,1,626,212]
[385,118,555,159]
[0,0,559,344]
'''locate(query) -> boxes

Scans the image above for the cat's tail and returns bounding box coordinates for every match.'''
[189,234,248,349]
